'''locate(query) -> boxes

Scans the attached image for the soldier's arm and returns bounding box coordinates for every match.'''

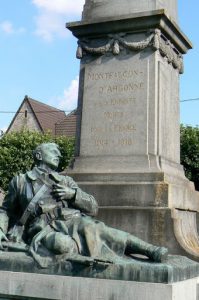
[0,176,19,234]
[65,176,99,217]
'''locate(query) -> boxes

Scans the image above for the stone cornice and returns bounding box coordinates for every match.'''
[75,29,183,73]
[66,10,192,54]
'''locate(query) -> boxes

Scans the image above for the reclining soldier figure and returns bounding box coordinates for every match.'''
[0,143,168,265]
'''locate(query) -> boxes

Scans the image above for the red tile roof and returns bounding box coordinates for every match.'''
[27,97,67,135]
[55,110,77,137]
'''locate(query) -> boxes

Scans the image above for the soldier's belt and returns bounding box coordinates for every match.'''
[60,208,81,221]
[19,184,49,225]
[39,207,81,225]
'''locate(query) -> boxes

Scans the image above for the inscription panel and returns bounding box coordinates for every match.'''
[80,56,149,156]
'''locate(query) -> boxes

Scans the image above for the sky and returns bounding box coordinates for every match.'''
[0,0,198,132]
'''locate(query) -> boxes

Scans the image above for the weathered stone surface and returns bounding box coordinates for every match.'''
[81,52,148,155]
[67,12,192,176]
[73,173,199,212]
[72,174,199,261]
[0,252,198,284]
[74,47,181,173]
[0,271,198,300]
[67,4,199,261]
[82,0,178,23]
[67,11,192,54]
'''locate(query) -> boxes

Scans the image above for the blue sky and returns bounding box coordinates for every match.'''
[0,0,198,132]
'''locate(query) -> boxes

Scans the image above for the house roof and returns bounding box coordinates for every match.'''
[55,109,77,137]
[27,97,67,134]
[7,96,67,135]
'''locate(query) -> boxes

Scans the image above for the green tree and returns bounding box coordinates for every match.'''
[180,124,199,191]
[0,130,75,192]
[1,127,198,193]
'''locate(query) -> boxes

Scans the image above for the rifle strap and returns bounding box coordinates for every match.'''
[18,184,49,226]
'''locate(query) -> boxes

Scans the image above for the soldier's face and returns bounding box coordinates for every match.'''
[40,145,62,170]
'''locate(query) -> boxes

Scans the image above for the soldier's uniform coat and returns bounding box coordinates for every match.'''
[0,167,128,260]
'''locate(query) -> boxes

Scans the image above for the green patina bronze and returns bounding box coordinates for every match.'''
[0,143,168,269]
[0,143,199,283]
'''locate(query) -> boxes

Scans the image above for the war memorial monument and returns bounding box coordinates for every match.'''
[0,0,199,299]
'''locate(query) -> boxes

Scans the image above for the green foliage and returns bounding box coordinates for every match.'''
[0,130,75,192]
[1,126,198,192]
[180,125,199,191]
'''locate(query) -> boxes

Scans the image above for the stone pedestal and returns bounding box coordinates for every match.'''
[0,252,199,284]
[0,252,199,299]
[82,0,178,22]
[66,5,199,260]
[0,271,198,300]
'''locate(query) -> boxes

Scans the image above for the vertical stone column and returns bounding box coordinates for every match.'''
[82,0,178,22]
[67,2,199,260]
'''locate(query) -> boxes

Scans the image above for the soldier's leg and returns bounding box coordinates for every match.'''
[126,234,168,262]
[79,216,168,262]
[95,221,168,262]
[42,232,78,255]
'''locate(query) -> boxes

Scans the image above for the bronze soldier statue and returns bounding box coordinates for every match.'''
[0,143,168,265]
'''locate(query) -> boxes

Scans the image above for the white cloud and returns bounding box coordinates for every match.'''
[32,0,84,15]
[0,21,14,34]
[17,27,26,34]
[32,0,84,41]
[0,21,26,35]
[56,76,79,112]
[34,12,67,42]
[0,126,7,136]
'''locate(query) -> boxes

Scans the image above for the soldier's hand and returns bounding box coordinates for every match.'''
[0,229,8,250]
[30,232,42,252]
[30,225,52,253]
[52,184,76,201]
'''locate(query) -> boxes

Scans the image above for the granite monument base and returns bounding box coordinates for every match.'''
[0,251,199,284]
[0,271,198,300]
[66,9,199,260]
[68,170,199,261]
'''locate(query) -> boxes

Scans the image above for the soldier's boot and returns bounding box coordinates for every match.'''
[126,234,168,262]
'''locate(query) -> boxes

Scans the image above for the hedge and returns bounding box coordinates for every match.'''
[0,130,75,192]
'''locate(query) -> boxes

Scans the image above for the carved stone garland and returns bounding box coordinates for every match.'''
[76,29,184,74]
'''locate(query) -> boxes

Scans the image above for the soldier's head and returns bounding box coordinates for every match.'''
[33,143,62,170]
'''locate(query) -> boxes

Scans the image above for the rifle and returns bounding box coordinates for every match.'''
[1,241,28,252]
